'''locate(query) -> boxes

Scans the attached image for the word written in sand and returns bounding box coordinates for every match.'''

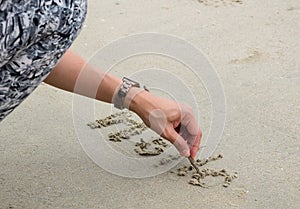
[170,154,238,188]
[87,111,170,155]
[134,137,170,156]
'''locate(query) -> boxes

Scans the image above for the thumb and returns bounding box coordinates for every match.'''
[169,129,190,157]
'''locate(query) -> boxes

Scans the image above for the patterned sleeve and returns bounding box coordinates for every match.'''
[0,0,87,121]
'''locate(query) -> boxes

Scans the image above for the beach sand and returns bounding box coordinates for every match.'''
[0,0,299,208]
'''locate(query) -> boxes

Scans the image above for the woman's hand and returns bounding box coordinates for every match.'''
[126,87,202,159]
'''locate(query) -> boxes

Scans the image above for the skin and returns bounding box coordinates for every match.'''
[44,50,202,159]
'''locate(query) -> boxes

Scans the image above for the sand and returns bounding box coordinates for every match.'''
[0,0,299,208]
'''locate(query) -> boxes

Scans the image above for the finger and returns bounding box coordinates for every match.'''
[190,130,202,159]
[167,128,190,157]
[180,105,199,136]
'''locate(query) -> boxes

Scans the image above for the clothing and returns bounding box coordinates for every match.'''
[0,0,87,121]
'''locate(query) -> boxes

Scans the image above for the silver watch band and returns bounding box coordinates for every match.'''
[113,77,140,109]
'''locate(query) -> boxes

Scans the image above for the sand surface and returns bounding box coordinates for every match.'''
[0,0,299,208]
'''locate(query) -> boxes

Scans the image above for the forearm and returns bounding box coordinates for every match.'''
[44,50,122,103]
[45,50,160,119]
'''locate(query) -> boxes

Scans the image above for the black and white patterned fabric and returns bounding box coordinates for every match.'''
[0,0,87,121]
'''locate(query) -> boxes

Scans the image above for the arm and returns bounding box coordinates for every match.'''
[44,50,121,104]
[44,50,202,158]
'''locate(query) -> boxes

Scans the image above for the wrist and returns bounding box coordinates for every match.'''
[112,77,141,109]
[125,87,155,119]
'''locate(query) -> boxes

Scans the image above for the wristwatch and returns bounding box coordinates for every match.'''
[113,77,140,109]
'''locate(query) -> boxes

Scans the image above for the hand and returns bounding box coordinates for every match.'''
[126,88,202,158]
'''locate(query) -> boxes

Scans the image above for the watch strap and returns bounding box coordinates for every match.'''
[113,77,140,109]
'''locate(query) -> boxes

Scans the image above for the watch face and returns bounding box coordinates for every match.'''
[118,90,126,97]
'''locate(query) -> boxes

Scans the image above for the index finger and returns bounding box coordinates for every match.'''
[180,104,199,137]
